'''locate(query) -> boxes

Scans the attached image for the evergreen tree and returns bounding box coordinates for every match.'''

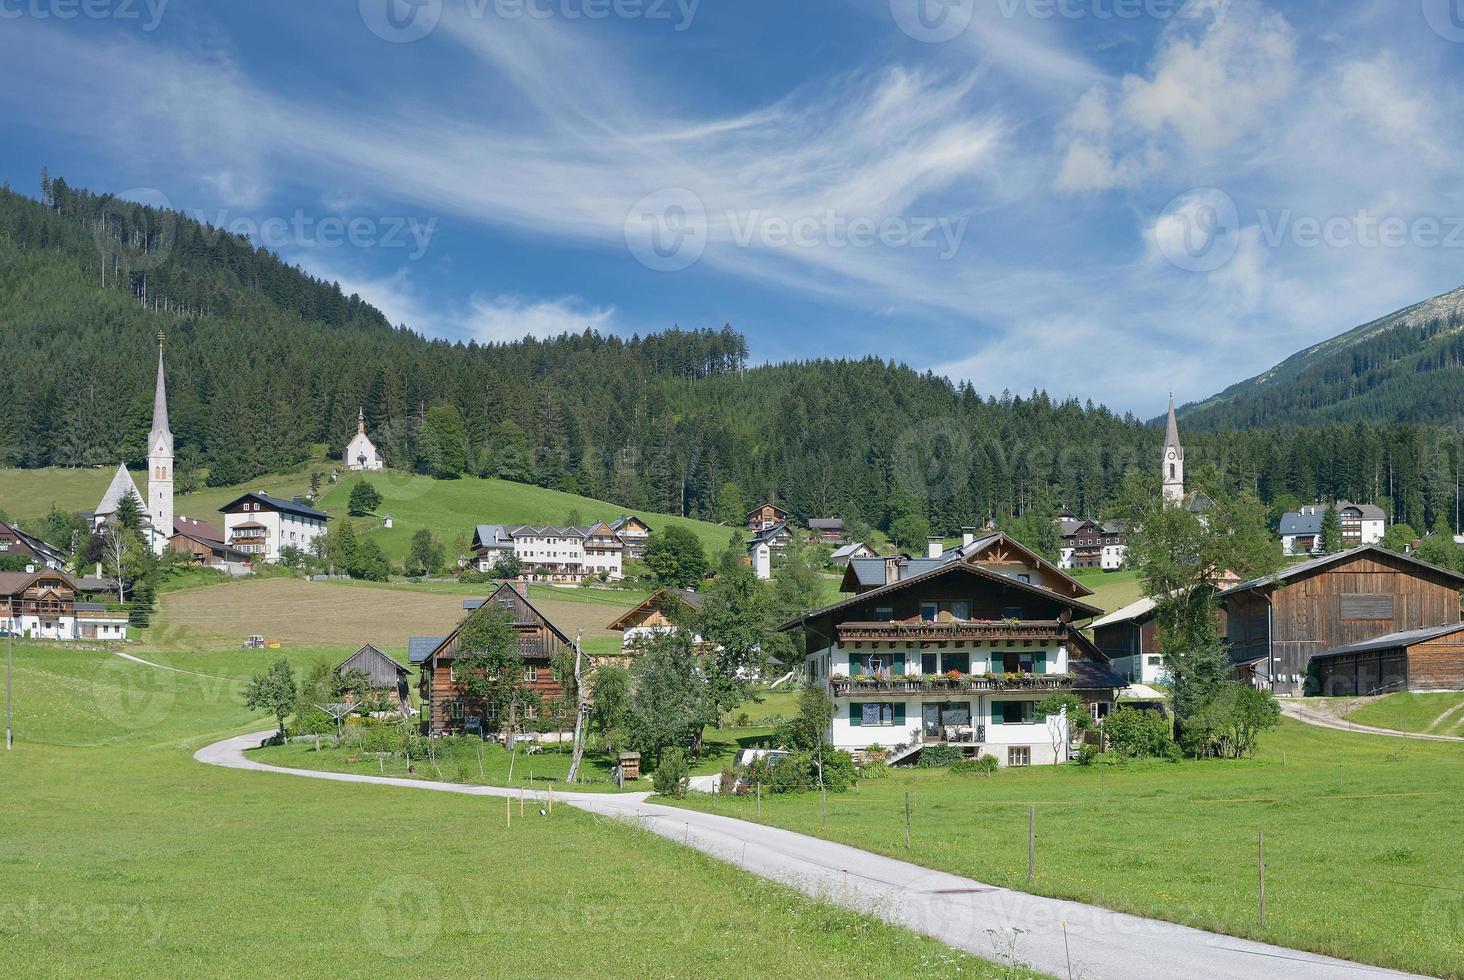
[1319,503,1343,554]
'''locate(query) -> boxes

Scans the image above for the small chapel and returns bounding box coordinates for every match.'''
[343,409,384,471]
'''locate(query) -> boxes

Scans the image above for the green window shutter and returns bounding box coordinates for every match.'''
[894,703,906,725]
[1036,652,1047,674]
[849,703,862,727]
[892,652,906,676]
[991,703,1003,725]
[849,653,865,677]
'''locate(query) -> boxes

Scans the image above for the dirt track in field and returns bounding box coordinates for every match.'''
[158,578,632,651]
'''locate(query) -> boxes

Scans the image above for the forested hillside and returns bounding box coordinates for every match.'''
[1181,285,1464,429]
[3,178,1464,537]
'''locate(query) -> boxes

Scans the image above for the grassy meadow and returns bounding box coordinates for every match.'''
[1,643,1027,979]
[1345,691,1464,737]
[666,721,1464,977]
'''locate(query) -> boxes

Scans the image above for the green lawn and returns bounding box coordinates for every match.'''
[318,469,738,561]
[1071,568,1144,615]
[0,643,1027,978]
[1346,691,1464,737]
[0,463,318,524]
[665,721,1464,977]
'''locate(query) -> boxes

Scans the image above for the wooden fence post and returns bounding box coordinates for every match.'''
[1258,830,1267,928]
[904,792,911,849]
[1028,806,1036,882]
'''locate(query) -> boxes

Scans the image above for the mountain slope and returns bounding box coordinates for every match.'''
[1182,285,1464,429]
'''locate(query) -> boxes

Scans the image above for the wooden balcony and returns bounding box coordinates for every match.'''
[836,620,1067,644]
[830,674,1072,697]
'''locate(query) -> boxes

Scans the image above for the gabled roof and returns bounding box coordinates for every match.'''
[843,532,1094,600]
[174,516,225,542]
[606,588,706,631]
[748,523,790,547]
[808,518,844,531]
[1090,596,1159,629]
[0,519,66,565]
[1279,502,1387,536]
[830,542,871,560]
[421,583,572,667]
[334,642,409,676]
[95,464,147,519]
[609,515,652,534]
[219,492,329,521]
[0,568,75,597]
[408,636,447,665]
[1312,622,1464,660]
[1220,545,1464,597]
[780,560,1102,633]
[747,503,788,519]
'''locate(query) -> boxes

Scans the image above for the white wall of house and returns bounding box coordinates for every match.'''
[224,507,327,563]
[1110,652,1170,686]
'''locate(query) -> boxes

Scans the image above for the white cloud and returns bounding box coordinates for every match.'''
[461,294,616,344]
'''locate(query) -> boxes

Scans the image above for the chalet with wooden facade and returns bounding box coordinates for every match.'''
[1058,519,1128,571]
[169,516,250,572]
[1221,546,1464,696]
[747,503,788,533]
[0,520,66,569]
[607,587,707,650]
[608,516,652,559]
[417,584,572,736]
[1091,597,1169,686]
[219,492,329,564]
[808,518,846,545]
[0,569,128,641]
[788,542,1122,767]
[335,644,412,716]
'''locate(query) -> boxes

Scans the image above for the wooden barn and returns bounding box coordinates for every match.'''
[1309,623,1464,695]
[417,583,572,736]
[335,644,412,716]
[1220,546,1464,696]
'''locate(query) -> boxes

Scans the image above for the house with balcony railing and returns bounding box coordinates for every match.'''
[782,558,1124,766]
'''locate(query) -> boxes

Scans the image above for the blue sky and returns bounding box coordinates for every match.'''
[3,0,1464,414]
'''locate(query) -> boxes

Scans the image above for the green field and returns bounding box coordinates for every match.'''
[666,721,1464,977]
[1071,568,1145,616]
[1,643,1024,978]
[1346,691,1464,737]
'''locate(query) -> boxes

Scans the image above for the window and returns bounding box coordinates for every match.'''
[942,601,970,620]
[875,606,894,621]
[1008,746,1031,767]
[524,665,538,682]
[994,701,1035,725]
[942,651,970,674]
[919,601,939,622]
[1002,607,1024,620]
[449,701,465,720]
[1341,594,1393,620]
[1016,574,1031,584]
[859,702,898,726]
[921,653,938,674]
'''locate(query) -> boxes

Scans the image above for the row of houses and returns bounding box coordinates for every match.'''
[467,516,653,584]
[0,568,130,641]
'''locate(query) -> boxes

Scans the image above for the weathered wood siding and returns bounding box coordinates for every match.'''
[1410,637,1464,691]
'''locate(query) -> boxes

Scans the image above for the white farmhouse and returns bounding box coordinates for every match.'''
[219,492,330,563]
[343,408,384,471]
[1280,503,1386,556]
[470,521,625,583]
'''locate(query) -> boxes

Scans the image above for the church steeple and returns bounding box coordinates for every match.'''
[358,407,366,435]
[147,332,174,554]
[1162,392,1185,505]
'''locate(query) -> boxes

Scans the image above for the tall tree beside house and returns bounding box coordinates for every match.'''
[454,605,540,740]
[1320,503,1343,554]
[697,553,772,730]
[347,480,383,517]
[642,525,708,589]
[626,629,714,767]
[1111,469,1280,746]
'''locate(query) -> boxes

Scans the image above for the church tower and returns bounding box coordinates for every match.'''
[1161,392,1185,505]
[147,332,174,555]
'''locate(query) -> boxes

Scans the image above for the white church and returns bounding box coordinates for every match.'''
[93,334,173,556]
[343,408,384,471]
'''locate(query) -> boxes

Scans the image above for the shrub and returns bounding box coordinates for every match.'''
[741,749,857,794]
[950,755,999,777]
[718,765,738,795]
[653,747,689,798]
[1103,707,1175,759]
[916,743,963,768]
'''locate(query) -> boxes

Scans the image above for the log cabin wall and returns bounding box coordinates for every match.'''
[1409,636,1464,691]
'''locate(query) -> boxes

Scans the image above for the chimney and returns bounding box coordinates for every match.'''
[962,527,977,549]
[513,576,529,599]
[752,543,771,580]
[927,536,944,559]
[96,563,103,578]
[883,556,902,585]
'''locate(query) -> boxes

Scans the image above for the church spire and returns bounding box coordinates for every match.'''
[150,331,171,448]
[358,407,366,435]
[1162,391,1185,505]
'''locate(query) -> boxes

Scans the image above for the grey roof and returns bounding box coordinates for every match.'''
[219,492,328,521]
[1279,502,1387,536]
[1163,393,1181,452]
[95,464,148,520]
[1312,622,1464,660]
[1071,658,1127,691]
[830,542,870,560]
[408,636,447,665]
[809,518,844,531]
[335,643,410,682]
[609,515,651,534]
[748,523,790,547]
[73,602,111,612]
[0,520,66,564]
[475,523,621,546]
[1221,544,1464,596]
[463,598,485,610]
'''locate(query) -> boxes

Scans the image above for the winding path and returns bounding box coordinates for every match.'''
[1281,701,1464,743]
[197,731,1421,980]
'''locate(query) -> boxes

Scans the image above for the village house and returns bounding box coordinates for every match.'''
[1280,502,1386,556]
[608,515,652,560]
[606,587,707,650]
[1221,545,1464,696]
[830,541,876,567]
[747,503,788,533]
[1090,597,1171,686]
[335,643,412,716]
[169,516,251,573]
[1058,519,1128,571]
[343,408,385,471]
[0,519,66,569]
[789,545,1122,767]
[417,583,573,736]
[470,522,625,583]
[0,568,129,641]
[808,518,846,545]
[748,522,792,557]
[219,492,330,564]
